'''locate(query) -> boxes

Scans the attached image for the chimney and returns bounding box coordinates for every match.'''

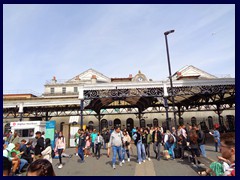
[177,72,182,77]
[52,76,57,83]
[129,74,132,78]
[75,76,80,81]
[91,75,97,83]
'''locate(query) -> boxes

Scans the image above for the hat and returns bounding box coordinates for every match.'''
[6,143,15,152]
[35,131,41,135]
[214,124,220,129]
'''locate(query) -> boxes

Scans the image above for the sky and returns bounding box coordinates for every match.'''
[3,4,235,95]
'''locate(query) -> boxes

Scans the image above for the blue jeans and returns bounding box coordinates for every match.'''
[215,139,220,152]
[199,144,206,157]
[137,141,146,163]
[166,142,175,159]
[78,146,84,161]
[19,158,28,171]
[112,146,122,165]
[153,142,161,159]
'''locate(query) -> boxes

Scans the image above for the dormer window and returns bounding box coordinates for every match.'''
[62,87,66,94]
[50,88,54,94]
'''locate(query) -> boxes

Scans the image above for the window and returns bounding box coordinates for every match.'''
[62,87,66,94]
[191,117,197,126]
[208,116,214,130]
[74,87,78,93]
[140,119,146,128]
[50,88,54,94]
[14,129,34,137]
[153,118,159,127]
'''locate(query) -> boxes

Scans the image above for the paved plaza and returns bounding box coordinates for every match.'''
[50,143,220,176]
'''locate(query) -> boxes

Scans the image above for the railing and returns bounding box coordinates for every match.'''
[42,92,79,96]
[45,79,83,85]
[3,89,41,97]
[214,74,232,78]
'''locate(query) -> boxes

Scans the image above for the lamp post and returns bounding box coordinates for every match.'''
[18,103,24,121]
[163,83,170,130]
[78,86,84,130]
[164,30,177,130]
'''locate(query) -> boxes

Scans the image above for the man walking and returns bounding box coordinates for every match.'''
[152,127,162,161]
[78,129,86,163]
[108,126,123,169]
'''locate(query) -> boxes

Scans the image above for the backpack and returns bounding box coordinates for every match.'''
[168,134,174,144]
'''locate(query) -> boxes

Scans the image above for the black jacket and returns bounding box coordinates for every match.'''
[78,135,86,148]
[34,137,44,155]
[197,130,205,145]
[152,130,162,144]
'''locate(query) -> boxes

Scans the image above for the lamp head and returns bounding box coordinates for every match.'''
[164,30,175,35]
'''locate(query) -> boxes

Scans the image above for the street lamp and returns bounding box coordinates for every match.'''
[163,83,170,131]
[164,29,177,130]
[18,103,24,121]
[78,86,84,130]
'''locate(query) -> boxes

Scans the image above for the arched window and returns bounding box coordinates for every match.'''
[126,118,134,132]
[60,122,65,132]
[114,119,121,128]
[88,121,94,131]
[226,115,235,131]
[208,116,214,130]
[153,118,158,127]
[101,119,108,130]
[140,119,146,128]
[191,117,197,126]
[179,117,184,126]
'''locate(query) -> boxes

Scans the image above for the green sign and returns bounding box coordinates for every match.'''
[45,121,56,148]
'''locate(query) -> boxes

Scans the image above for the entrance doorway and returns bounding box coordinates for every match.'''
[88,121,94,131]
[126,118,134,132]
[191,117,197,126]
[101,119,108,130]
[140,119,146,128]
[153,118,158,127]
[114,119,121,128]
[208,116,214,130]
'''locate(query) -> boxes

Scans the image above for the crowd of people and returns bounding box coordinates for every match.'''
[3,123,235,176]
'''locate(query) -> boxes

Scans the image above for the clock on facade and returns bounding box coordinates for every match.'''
[137,77,143,81]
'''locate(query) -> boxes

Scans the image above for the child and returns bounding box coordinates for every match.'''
[84,136,91,157]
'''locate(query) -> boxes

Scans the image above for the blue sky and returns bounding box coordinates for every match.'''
[3,4,235,95]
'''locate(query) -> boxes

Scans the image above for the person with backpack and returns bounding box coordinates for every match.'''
[135,127,146,164]
[164,130,176,160]
[41,138,53,163]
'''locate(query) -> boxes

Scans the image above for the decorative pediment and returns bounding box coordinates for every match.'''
[67,69,111,83]
[173,65,217,80]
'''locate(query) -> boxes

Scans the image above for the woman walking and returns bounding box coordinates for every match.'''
[55,132,65,169]
[122,131,131,163]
